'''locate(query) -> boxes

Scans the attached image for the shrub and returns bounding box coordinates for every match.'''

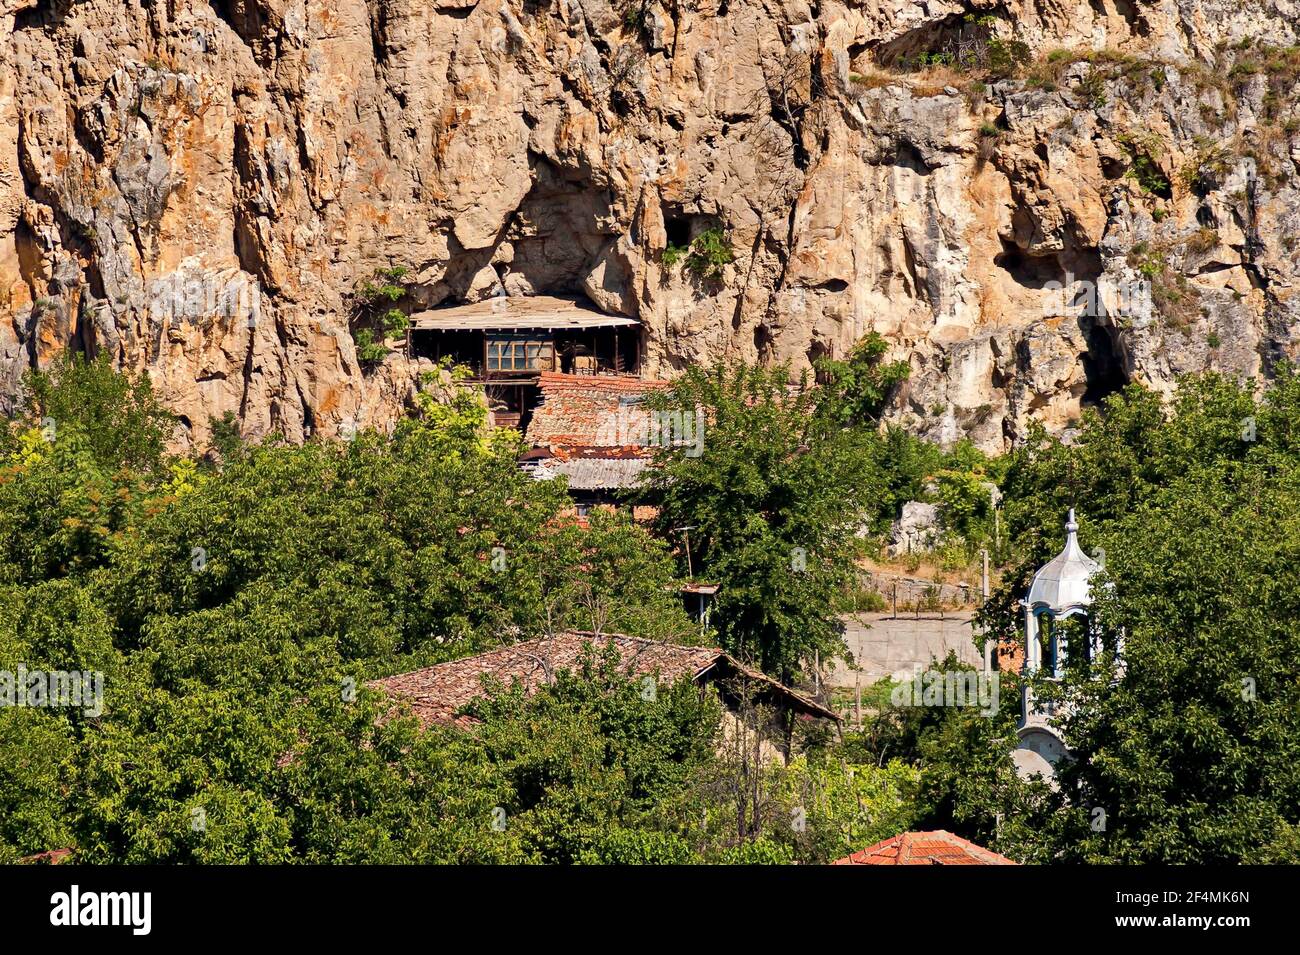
[1117,133,1170,197]
[686,229,734,278]
[1127,241,1200,328]
[352,328,389,364]
[1076,69,1108,108]
[1179,139,1232,194]
[1185,227,1220,254]
[662,227,734,281]
[381,308,409,339]
[352,266,412,359]
[986,38,1031,77]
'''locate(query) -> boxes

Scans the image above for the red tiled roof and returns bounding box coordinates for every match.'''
[832,831,1016,866]
[681,582,721,595]
[18,848,72,865]
[368,631,839,728]
[536,371,665,394]
[525,373,670,452]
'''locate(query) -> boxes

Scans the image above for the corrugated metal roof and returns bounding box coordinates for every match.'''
[409,295,640,331]
[529,456,650,490]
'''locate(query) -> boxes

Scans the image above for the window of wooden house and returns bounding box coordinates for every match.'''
[487,335,554,372]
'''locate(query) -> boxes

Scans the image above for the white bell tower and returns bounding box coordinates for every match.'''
[1014,509,1100,782]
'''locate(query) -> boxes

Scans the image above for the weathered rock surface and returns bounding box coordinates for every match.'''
[3,0,1299,450]
[888,500,941,556]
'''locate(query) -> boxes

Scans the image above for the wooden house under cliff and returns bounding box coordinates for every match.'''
[406,295,642,430]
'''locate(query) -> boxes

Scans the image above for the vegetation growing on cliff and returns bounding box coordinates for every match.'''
[661,226,734,281]
[351,266,413,365]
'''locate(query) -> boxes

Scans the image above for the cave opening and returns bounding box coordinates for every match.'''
[1080,319,1128,408]
[207,0,267,55]
[663,214,692,249]
[895,141,931,175]
[469,157,618,301]
[995,243,1067,291]
[873,13,971,69]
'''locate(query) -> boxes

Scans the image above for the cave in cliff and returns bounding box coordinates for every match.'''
[1080,318,1128,410]
[495,158,617,299]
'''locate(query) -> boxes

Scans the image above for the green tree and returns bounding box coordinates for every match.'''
[983,368,1300,863]
[637,363,882,680]
[845,655,1049,860]
[1,358,727,863]
[1036,461,1300,862]
[815,332,910,427]
[20,352,174,474]
[351,266,411,364]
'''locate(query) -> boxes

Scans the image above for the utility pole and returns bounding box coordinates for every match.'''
[673,526,696,579]
[981,547,992,674]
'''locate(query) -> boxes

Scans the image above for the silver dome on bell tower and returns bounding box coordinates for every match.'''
[1026,509,1100,617]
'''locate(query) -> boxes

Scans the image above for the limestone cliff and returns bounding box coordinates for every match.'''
[3,0,1299,450]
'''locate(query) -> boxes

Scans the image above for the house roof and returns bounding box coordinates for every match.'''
[524,372,671,451]
[368,631,839,728]
[832,831,1016,866]
[18,848,72,865]
[409,295,639,332]
[681,582,721,595]
[528,455,650,491]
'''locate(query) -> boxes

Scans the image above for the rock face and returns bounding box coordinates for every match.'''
[3,0,1300,450]
[888,500,940,556]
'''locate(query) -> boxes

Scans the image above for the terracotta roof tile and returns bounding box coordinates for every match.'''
[369,631,839,728]
[18,848,72,865]
[831,831,1016,866]
[525,373,670,452]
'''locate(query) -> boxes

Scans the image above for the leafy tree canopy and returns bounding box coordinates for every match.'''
[637,363,883,680]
